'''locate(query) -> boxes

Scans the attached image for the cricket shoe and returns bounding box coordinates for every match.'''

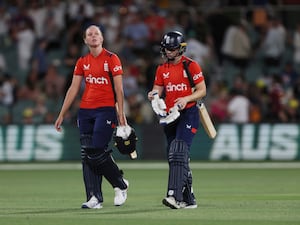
[114,179,129,206]
[162,196,181,209]
[180,201,198,209]
[81,196,103,209]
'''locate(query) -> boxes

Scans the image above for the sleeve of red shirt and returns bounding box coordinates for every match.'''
[73,57,84,76]
[109,54,123,76]
[188,61,205,85]
[154,65,164,86]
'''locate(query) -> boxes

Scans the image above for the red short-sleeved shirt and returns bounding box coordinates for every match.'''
[73,48,123,109]
[154,56,204,111]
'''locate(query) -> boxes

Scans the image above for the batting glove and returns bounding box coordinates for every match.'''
[159,105,180,124]
[151,91,167,117]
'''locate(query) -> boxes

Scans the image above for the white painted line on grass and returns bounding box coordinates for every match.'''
[0,162,300,170]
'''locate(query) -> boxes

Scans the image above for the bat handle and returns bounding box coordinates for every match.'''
[196,99,204,107]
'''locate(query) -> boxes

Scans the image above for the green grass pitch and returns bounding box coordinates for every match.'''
[0,162,299,225]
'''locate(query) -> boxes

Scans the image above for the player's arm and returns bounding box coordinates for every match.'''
[186,81,206,102]
[113,74,126,126]
[148,66,164,100]
[175,80,206,109]
[148,85,164,100]
[176,61,206,109]
[55,75,82,131]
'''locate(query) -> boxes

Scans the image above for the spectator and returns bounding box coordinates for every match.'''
[221,19,252,71]
[281,62,299,89]
[43,8,62,50]
[284,93,299,122]
[16,68,40,101]
[0,3,9,37]
[122,65,152,124]
[122,8,150,56]
[63,42,80,74]
[260,16,286,75]
[16,20,35,71]
[185,33,212,71]
[96,7,120,49]
[0,73,15,107]
[0,53,6,72]
[210,87,229,123]
[27,0,47,38]
[227,88,250,123]
[144,6,166,46]
[247,82,264,123]
[31,37,49,80]
[30,94,48,124]
[44,64,65,94]
[267,75,288,122]
[10,6,36,71]
[293,22,300,73]
[67,0,94,24]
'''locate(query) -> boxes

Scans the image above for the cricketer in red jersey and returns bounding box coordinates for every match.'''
[55,25,129,209]
[154,55,204,112]
[74,49,123,109]
[148,31,206,209]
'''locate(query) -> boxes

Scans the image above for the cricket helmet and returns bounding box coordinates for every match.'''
[160,31,187,58]
[114,128,138,155]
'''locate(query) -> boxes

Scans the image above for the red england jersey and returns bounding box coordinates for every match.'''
[73,48,123,109]
[154,56,204,111]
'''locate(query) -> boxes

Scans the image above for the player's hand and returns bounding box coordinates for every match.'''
[151,91,167,117]
[147,90,155,101]
[118,113,126,126]
[174,97,188,110]
[54,116,63,132]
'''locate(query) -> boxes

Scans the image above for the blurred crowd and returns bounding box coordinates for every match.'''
[1,0,300,125]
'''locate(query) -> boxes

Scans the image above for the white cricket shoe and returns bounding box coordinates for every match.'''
[180,201,198,209]
[81,196,102,209]
[162,196,181,209]
[114,179,129,206]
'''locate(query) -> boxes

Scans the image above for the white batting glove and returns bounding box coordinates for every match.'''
[151,91,167,117]
[116,125,132,139]
[159,105,180,124]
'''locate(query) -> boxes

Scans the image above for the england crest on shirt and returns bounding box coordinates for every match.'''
[183,70,188,78]
[104,61,109,72]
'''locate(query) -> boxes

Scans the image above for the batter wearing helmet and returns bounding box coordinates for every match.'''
[55,25,129,209]
[148,31,207,209]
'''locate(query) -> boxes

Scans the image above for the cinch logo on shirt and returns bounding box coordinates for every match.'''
[86,74,108,84]
[193,72,202,81]
[113,65,122,72]
[166,82,188,92]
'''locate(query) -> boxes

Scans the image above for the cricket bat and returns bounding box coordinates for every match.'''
[198,102,217,139]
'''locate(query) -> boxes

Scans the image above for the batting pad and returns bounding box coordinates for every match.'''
[167,139,189,202]
[81,156,103,202]
[183,169,196,205]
